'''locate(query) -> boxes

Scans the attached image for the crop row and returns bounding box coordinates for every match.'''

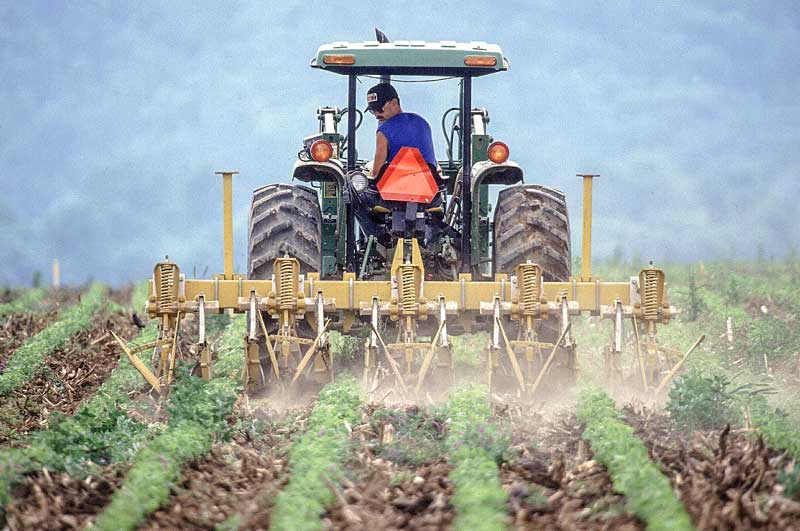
[0,284,150,524]
[442,385,507,531]
[0,288,46,319]
[577,390,694,531]
[0,283,106,396]
[270,379,364,530]
[93,315,245,531]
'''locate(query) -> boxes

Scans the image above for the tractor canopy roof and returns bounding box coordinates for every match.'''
[311,40,508,77]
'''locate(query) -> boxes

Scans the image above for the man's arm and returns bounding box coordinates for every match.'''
[372,132,389,177]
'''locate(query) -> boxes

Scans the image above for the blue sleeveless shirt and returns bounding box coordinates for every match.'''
[377,112,437,166]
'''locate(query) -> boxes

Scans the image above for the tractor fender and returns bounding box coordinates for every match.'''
[471,159,524,187]
[292,159,346,185]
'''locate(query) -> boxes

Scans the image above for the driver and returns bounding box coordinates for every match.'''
[351,83,440,245]
[365,83,437,175]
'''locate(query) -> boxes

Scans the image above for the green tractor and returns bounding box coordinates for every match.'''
[246,35,575,390]
[248,38,570,286]
[131,36,679,398]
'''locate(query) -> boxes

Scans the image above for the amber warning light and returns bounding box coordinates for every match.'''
[464,55,497,67]
[487,141,509,163]
[323,54,356,65]
[310,140,333,162]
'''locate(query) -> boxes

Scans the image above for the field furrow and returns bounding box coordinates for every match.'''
[625,407,800,530]
[0,310,140,443]
[90,315,246,531]
[502,406,644,530]
[0,284,107,397]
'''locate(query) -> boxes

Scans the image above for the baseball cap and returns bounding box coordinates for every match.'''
[365,83,398,112]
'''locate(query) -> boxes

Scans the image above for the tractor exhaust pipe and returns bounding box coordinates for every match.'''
[216,171,238,280]
[578,174,599,281]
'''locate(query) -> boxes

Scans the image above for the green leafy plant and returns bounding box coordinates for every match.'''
[667,369,774,431]
[577,390,693,531]
[93,316,245,531]
[441,385,507,531]
[0,321,161,524]
[371,406,447,466]
[779,461,800,499]
[0,287,46,319]
[0,283,106,395]
[270,379,363,531]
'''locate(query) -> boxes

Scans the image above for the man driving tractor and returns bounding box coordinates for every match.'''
[351,82,443,246]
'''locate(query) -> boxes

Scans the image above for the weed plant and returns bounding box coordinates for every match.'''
[370,406,447,465]
[92,316,245,531]
[0,283,106,396]
[270,379,363,531]
[577,390,693,531]
[441,385,507,531]
[0,287,46,320]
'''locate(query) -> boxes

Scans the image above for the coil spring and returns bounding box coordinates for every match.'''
[277,260,295,309]
[398,265,417,315]
[518,264,540,315]
[642,270,661,320]
[157,265,175,313]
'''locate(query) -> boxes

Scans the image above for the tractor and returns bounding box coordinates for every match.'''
[121,35,695,400]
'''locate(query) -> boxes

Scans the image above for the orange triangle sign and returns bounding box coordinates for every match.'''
[377,147,439,203]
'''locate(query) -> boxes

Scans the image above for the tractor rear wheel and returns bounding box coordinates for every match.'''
[248,183,322,278]
[493,184,574,392]
[493,184,571,281]
[248,183,323,386]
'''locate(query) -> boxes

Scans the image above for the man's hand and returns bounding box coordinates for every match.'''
[372,132,389,177]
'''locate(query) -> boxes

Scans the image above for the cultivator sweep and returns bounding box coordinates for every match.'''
[118,36,697,399]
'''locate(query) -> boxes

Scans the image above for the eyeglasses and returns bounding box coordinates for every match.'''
[368,101,388,115]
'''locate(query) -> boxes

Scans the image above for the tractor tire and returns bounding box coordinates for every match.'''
[248,183,322,388]
[493,184,571,280]
[248,183,322,279]
[493,184,574,393]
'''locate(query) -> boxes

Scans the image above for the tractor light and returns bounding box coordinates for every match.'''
[349,171,369,192]
[464,55,497,67]
[310,140,334,162]
[487,141,509,164]
[323,54,356,65]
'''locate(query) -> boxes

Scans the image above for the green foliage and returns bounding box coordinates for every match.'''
[370,406,447,466]
[667,370,740,431]
[667,369,774,431]
[327,330,361,362]
[93,423,212,531]
[130,279,150,313]
[749,402,800,460]
[271,379,363,531]
[93,316,245,531]
[441,385,507,531]
[0,287,46,319]
[451,332,488,367]
[0,283,106,396]
[744,315,798,361]
[0,322,160,525]
[779,461,800,499]
[577,390,693,531]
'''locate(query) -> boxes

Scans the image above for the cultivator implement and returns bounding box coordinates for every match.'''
[120,171,685,398]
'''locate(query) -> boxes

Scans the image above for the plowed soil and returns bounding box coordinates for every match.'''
[624,407,800,530]
[140,409,307,531]
[0,311,140,444]
[2,466,127,531]
[325,404,455,530]
[502,408,643,530]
